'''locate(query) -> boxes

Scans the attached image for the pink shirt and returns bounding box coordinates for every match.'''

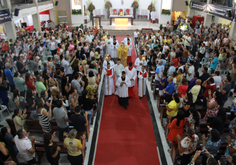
[69,44,74,55]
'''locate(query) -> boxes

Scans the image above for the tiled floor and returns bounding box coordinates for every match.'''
[73,20,160,30]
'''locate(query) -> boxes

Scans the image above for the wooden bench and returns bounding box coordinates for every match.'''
[199,122,230,134]
[6,119,74,136]
[157,95,165,113]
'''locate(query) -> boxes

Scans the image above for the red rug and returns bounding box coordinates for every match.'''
[94,37,161,165]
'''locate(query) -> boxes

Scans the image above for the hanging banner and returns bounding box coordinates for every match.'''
[190,1,206,12]
[0,9,11,24]
[208,4,234,20]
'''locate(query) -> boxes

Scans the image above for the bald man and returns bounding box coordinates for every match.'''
[190,79,201,104]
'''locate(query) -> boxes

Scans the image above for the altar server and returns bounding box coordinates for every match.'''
[126,38,133,64]
[104,63,114,96]
[110,38,119,62]
[123,34,132,45]
[125,62,137,97]
[105,34,113,55]
[138,66,148,99]
[103,54,115,68]
[114,58,125,82]
[116,71,131,109]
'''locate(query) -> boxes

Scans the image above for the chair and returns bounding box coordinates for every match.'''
[119,9,124,16]
[113,9,117,15]
[94,10,100,17]
[126,9,130,15]
[0,101,10,122]
[137,9,142,19]
[100,9,105,17]
[142,9,148,19]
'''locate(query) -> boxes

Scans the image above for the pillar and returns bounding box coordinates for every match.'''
[5,21,17,42]
[203,14,211,27]
[49,9,56,23]
[53,0,58,24]
[33,0,41,32]
[229,22,236,39]
[2,0,17,41]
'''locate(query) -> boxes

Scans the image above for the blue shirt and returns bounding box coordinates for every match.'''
[4,68,14,85]
[210,57,218,70]
[168,66,176,76]
[188,78,197,90]
[159,77,167,90]
[165,82,175,95]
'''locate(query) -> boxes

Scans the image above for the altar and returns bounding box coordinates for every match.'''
[110,15,133,26]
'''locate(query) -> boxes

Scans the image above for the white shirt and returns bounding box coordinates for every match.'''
[184,36,191,47]
[123,37,132,45]
[14,136,35,161]
[134,31,139,38]
[213,76,222,88]
[186,65,195,81]
[50,41,56,50]
[86,35,94,43]
[61,59,73,75]
[134,58,147,72]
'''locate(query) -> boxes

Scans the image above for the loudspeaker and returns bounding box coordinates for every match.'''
[14,8,20,16]
[185,1,188,6]
[55,1,58,6]
[228,11,232,17]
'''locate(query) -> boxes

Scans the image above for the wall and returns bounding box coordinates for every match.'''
[57,0,72,25]
[13,6,37,20]
[172,0,187,11]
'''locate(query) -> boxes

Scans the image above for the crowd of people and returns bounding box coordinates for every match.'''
[133,18,236,165]
[0,14,235,165]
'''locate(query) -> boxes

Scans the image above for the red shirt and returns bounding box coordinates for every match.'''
[25,78,36,91]
[203,83,216,98]
[172,58,179,67]
[178,85,188,98]
[1,43,8,51]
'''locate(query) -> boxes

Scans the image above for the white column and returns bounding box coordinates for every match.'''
[49,9,56,23]
[229,22,236,39]
[32,13,41,32]
[2,0,17,41]
[203,13,212,27]
[5,21,17,42]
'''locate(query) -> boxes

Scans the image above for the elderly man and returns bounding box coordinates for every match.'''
[190,79,201,105]
[86,31,94,43]
[118,42,128,67]
[163,76,175,103]
[61,51,76,83]
[14,129,36,165]
[4,62,15,92]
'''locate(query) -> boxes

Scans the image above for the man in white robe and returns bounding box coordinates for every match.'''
[138,66,148,99]
[126,39,133,64]
[114,58,125,82]
[116,71,131,109]
[110,38,119,63]
[104,63,114,96]
[123,35,132,45]
[125,62,137,97]
[105,34,113,55]
[103,55,115,68]
[134,54,147,84]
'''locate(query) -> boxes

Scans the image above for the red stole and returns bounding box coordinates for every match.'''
[128,67,133,71]
[105,68,112,76]
[140,71,147,78]
[127,43,130,45]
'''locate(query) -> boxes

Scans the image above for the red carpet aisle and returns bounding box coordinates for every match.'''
[94,37,161,165]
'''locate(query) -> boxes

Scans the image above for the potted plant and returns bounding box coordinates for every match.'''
[160,24,163,30]
[72,9,82,15]
[76,26,79,31]
[104,0,112,18]
[131,0,139,19]
[163,26,167,32]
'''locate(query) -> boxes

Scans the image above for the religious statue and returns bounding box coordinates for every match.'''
[118,42,128,67]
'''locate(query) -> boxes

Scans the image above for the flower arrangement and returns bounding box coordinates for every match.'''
[72,9,82,15]
[104,0,112,9]
[131,0,139,9]
[88,3,95,12]
[148,0,157,12]
[161,9,171,15]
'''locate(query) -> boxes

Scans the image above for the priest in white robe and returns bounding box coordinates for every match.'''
[138,66,148,99]
[104,63,114,96]
[110,38,119,63]
[105,34,113,55]
[125,62,137,97]
[116,71,131,109]
[126,38,133,64]
[103,54,115,69]
[123,35,132,45]
[114,58,125,82]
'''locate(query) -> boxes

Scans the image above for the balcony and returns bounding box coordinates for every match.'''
[210,0,234,8]
[191,0,207,3]
[38,0,52,4]
[11,0,34,8]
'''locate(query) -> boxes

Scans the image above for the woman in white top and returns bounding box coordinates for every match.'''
[176,128,199,165]
[213,71,222,89]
